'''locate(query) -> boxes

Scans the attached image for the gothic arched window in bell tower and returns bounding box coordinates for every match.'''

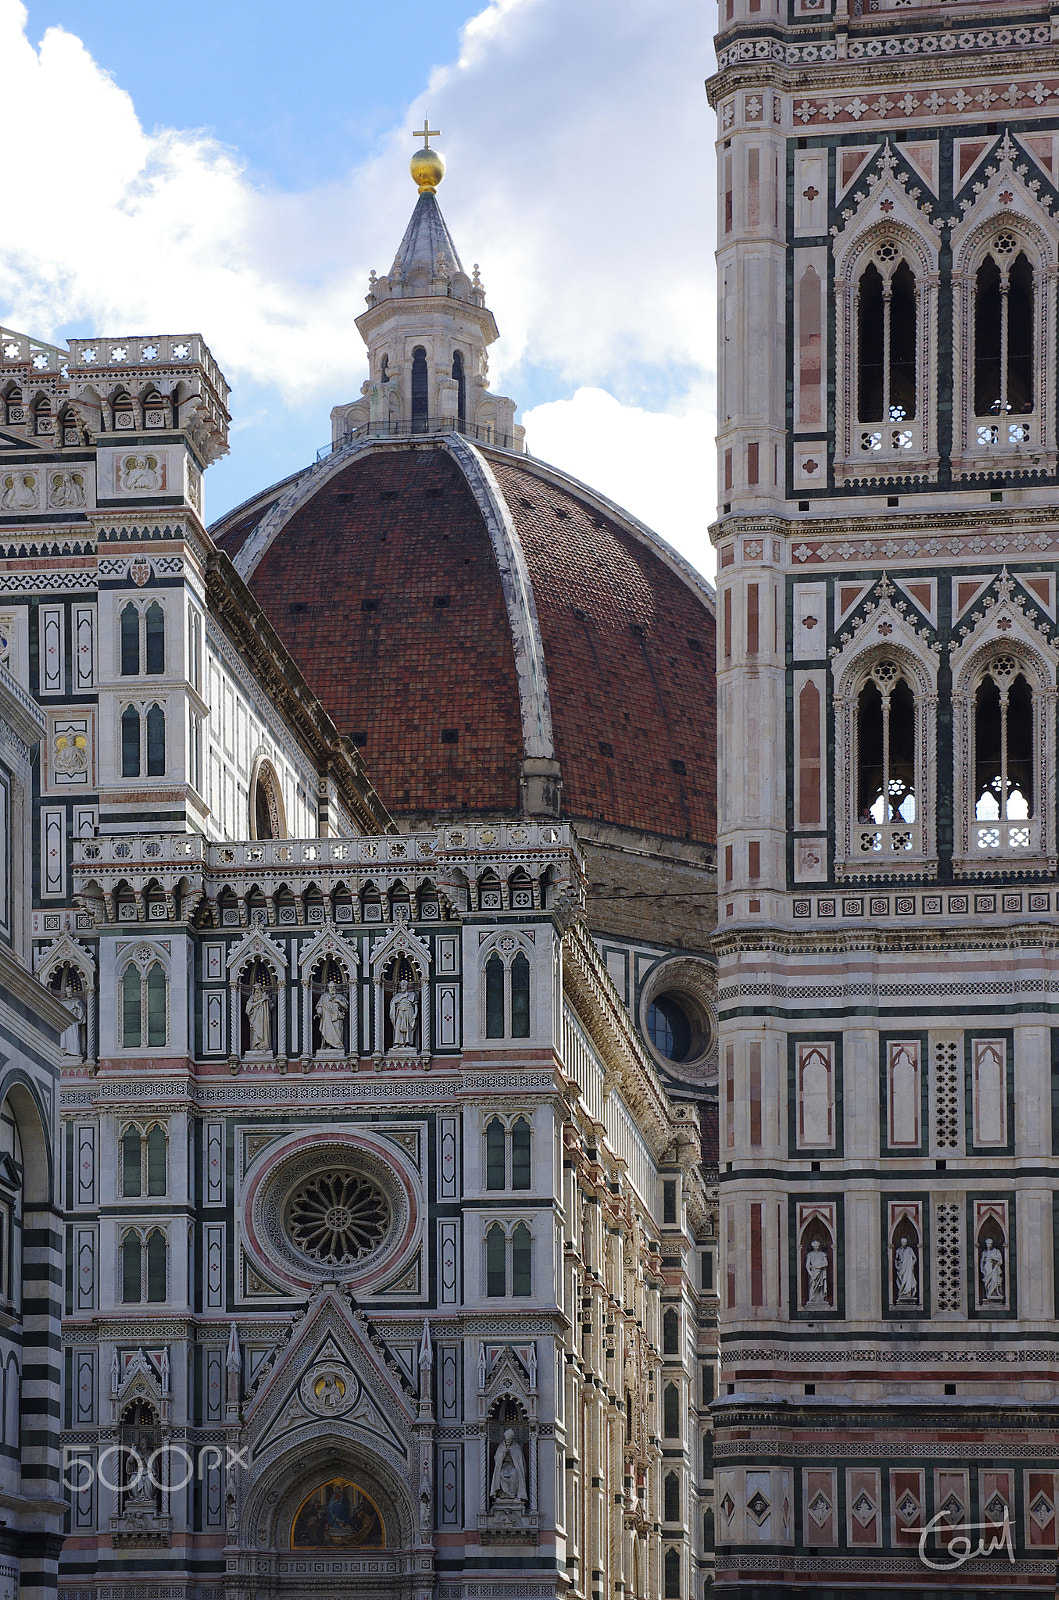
[411,346,428,432]
[952,632,1053,868]
[974,660,1033,826]
[974,242,1034,425]
[856,661,917,854]
[856,250,916,450]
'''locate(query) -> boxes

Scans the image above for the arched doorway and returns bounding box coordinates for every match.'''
[233,1440,423,1600]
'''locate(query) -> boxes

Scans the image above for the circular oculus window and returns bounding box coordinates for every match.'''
[638,956,716,1083]
[286,1171,390,1266]
[246,1137,416,1288]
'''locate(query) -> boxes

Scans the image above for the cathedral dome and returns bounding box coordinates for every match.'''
[211,152,715,861]
[211,432,716,845]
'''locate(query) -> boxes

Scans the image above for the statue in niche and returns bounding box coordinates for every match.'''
[894,1234,918,1304]
[390,977,418,1049]
[315,979,347,1052]
[246,980,272,1053]
[804,1237,829,1307]
[490,1429,528,1506]
[49,964,87,1059]
[61,989,87,1059]
[980,1235,1005,1302]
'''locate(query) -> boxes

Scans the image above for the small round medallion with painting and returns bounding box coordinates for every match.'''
[299,1362,359,1418]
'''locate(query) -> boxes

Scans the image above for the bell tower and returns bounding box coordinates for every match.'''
[331,126,522,450]
[708,0,1059,1591]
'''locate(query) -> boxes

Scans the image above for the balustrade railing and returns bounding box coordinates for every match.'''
[74,821,572,874]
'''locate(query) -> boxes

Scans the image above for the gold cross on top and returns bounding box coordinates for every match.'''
[413,119,440,148]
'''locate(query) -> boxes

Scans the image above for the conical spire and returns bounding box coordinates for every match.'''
[391,191,465,283]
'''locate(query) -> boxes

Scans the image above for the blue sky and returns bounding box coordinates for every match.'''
[7,1,717,572]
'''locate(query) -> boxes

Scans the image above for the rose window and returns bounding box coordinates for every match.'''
[286,1172,390,1265]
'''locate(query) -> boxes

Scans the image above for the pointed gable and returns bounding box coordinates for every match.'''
[243,1287,417,1468]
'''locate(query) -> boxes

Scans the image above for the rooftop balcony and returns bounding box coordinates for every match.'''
[72,822,583,926]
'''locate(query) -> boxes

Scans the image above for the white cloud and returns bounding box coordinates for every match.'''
[523,389,715,577]
[0,1,365,393]
[1,0,717,548]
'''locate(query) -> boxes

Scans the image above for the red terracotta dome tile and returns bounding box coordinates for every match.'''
[240,446,524,815]
[213,437,716,845]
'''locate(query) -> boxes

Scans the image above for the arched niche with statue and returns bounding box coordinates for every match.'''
[370,924,431,1065]
[298,925,359,1063]
[227,929,287,1065]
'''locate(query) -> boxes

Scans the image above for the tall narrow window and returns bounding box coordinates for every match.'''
[484,949,531,1038]
[975,244,1034,421]
[664,1473,680,1522]
[122,965,141,1048]
[122,962,167,1050]
[664,1549,680,1600]
[486,1118,505,1190]
[857,661,916,851]
[122,1128,141,1196]
[663,1382,680,1437]
[146,1125,166,1194]
[145,603,164,674]
[121,1232,141,1304]
[857,251,916,450]
[121,707,140,777]
[187,610,202,693]
[858,262,885,422]
[411,346,428,430]
[973,660,1034,852]
[145,1229,166,1303]
[120,604,139,675]
[486,1223,506,1297]
[146,963,166,1047]
[511,953,530,1037]
[190,711,203,793]
[146,704,165,776]
[255,782,273,840]
[452,350,466,428]
[485,956,504,1038]
[511,1118,531,1189]
[511,1222,532,1296]
[663,1308,679,1354]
